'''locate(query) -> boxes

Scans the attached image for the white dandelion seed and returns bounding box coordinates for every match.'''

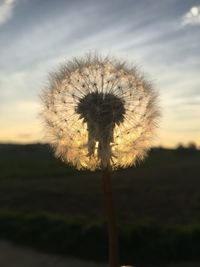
[41,54,159,171]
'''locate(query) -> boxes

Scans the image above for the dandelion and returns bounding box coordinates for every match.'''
[41,54,159,267]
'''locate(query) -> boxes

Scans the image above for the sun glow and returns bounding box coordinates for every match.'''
[41,55,159,170]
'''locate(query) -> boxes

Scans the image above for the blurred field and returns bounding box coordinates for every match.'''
[0,144,200,225]
[0,144,200,265]
[0,240,199,267]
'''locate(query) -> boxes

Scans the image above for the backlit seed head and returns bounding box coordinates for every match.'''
[41,54,159,170]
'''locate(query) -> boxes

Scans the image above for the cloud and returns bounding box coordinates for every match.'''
[0,0,15,26]
[182,5,200,26]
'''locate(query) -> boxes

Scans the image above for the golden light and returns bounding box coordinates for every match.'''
[41,55,159,170]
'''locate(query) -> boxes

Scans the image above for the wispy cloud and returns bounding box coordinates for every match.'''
[182,5,200,26]
[0,0,15,26]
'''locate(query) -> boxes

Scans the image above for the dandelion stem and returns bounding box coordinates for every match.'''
[102,166,119,267]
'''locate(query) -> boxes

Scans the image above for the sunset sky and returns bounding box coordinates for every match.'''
[0,0,200,147]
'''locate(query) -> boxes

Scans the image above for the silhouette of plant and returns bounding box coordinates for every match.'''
[41,54,159,170]
[41,54,159,267]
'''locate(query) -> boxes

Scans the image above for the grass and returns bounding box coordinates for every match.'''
[0,144,200,264]
[0,144,200,224]
[0,211,200,265]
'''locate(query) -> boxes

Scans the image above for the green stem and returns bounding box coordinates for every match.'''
[102,166,119,267]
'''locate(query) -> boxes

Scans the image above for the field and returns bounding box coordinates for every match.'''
[0,144,200,224]
[0,144,200,264]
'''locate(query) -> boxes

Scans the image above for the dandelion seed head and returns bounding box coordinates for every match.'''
[41,54,159,170]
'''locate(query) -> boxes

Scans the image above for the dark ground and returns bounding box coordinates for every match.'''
[1,144,200,265]
[0,144,200,225]
[0,240,199,267]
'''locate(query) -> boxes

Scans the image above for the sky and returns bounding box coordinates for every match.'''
[0,0,200,147]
